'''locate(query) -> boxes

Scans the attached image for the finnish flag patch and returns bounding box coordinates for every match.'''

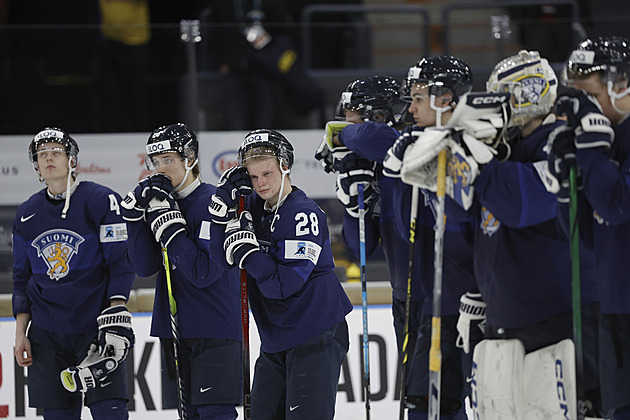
[284,240,321,264]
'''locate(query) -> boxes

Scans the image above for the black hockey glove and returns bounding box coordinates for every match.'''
[146,196,187,247]
[96,305,135,360]
[121,173,174,222]
[383,128,416,178]
[209,166,253,224]
[335,153,379,218]
[554,88,614,150]
[455,290,486,354]
[60,305,134,393]
[224,210,259,268]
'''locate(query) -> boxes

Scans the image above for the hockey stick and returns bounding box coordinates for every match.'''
[399,186,420,420]
[358,184,371,419]
[162,246,187,420]
[428,149,447,420]
[569,165,586,420]
[238,196,252,420]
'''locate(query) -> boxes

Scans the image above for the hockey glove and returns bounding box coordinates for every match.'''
[60,343,119,393]
[314,121,353,173]
[209,166,253,224]
[335,153,379,218]
[383,128,416,178]
[455,290,486,354]
[96,305,135,361]
[554,88,614,149]
[121,173,174,222]
[60,305,134,393]
[147,196,187,247]
[224,211,259,268]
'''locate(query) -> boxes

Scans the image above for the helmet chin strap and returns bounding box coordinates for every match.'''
[429,94,452,128]
[174,158,199,192]
[61,156,77,219]
[607,81,630,116]
[270,159,291,232]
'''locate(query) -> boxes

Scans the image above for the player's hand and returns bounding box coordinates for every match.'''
[96,305,135,361]
[121,173,173,222]
[14,335,32,367]
[554,88,614,149]
[383,128,417,178]
[455,290,486,354]
[314,121,353,173]
[335,153,379,218]
[209,166,252,224]
[146,196,187,247]
[224,211,259,268]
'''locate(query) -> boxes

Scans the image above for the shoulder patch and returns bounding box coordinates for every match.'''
[100,223,128,243]
[199,220,211,240]
[284,240,321,264]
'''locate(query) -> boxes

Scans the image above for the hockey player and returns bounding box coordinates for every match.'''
[548,35,630,419]
[404,50,602,418]
[121,123,242,419]
[314,75,429,408]
[382,56,477,420]
[12,127,135,419]
[209,129,352,420]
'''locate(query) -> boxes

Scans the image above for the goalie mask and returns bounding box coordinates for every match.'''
[564,35,630,112]
[238,129,294,172]
[401,56,473,105]
[336,76,404,125]
[487,50,558,128]
[146,123,199,190]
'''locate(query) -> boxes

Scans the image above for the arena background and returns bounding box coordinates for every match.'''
[0,0,628,417]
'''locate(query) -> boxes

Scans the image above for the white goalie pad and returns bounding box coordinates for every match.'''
[472,338,581,420]
[471,339,525,419]
[522,339,577,420]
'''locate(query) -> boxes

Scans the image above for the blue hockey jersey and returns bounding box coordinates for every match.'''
[12,181,135,334]
[215,186,353,354]
[338,121,425,303]
[568,116,630,314]
[451,118,598,328]
[126,182,241,340]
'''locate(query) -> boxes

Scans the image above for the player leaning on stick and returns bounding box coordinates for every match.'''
[382,57,477,420]
[209,129,352,420]
[121,123,242,419]
[12,127,135,419]
[421,50,602,418]
[314,75,429,404]
[548,35,630,419]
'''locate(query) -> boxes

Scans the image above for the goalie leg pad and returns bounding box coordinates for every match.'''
[60,347,119,393]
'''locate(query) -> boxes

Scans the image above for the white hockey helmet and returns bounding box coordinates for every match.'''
[486,50,558,127]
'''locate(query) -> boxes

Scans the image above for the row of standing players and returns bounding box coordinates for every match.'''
[10,34,630,419]
[324,35,630,420]
[13,122,352,419]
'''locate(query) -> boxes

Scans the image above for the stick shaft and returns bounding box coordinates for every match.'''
[358,184,371,418]
[238,196,252,419]
[428,149,447,420]
[162,247,187,420]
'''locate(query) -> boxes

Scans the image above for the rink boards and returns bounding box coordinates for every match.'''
[0,305,405,419]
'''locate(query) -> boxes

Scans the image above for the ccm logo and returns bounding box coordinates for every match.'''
[471,94,508,105]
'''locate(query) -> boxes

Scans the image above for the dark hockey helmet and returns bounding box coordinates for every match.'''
[565,36,630,85]
[238,129,294,170]
[146,123,198,162]
[336,76,403,124]
[401,56,473,104]
[29,127,79,171]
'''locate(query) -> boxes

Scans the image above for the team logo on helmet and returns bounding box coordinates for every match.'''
[515,75,549,107]
[31,229,85,281]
